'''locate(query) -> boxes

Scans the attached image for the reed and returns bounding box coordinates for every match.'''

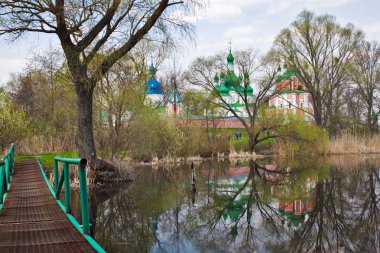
[325,133,380,154]
[17,134,76,154]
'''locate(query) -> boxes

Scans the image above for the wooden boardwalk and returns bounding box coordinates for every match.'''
[0,159,97,253]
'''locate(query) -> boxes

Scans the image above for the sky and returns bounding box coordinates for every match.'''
[0,0,379,84]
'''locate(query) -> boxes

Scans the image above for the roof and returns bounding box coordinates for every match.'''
[219,84,231,94]
[145,78,164,95]
[215,71,254,96]
[213,48,254,97]
[145,63,164,95]
[214,73,220,83]
[227,49,234,64]
[224,70,240,88]
[167,88,182,104]
[277,89,307,95]
[277,68,301,82]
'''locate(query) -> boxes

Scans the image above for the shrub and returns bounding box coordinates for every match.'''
[0,89,29,151]
[276,115,328,155]
[126,109,183,162]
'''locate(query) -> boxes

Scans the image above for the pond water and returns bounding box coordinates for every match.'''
[82,155,380,253]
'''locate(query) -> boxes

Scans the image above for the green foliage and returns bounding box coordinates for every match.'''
[7,53,77,152]
[0,89,29,150]
[277,115,328,154]
[177,126,230,158]
[182,89,218,117]
[127,108,183,162]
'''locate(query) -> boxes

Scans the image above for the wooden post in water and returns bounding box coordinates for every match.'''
[191,162,196,185]
[191,162,196,205]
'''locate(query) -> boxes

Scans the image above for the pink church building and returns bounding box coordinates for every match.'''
[269,66,314,122]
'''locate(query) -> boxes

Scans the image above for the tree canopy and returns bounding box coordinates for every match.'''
[274,10,363,129]
[0,0,202,169]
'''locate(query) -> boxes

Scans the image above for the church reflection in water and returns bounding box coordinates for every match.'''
[81,156,380,253]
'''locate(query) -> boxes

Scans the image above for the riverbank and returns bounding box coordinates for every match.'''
[15,133,380,171]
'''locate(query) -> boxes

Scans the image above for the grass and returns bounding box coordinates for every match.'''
[15,151,79,170]
[220,128,250,151]
[214,128,275,151]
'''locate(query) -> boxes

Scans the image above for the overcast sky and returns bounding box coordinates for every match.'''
[0,0,379,84]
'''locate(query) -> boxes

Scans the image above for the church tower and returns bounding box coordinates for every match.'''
[144,63,164,105]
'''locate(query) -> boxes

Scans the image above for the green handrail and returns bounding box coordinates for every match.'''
[54,157,91,235]
[0,143,14,204]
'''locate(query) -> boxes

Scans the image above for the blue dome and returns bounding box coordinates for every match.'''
[145,78,164,95]
[168,88,182,103]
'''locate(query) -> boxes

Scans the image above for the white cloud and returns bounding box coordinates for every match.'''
[171,2,243,24]
[183,0,272,23]
[266,0,357,15]
[207,4,243,20]
[211,0,271,6]
[224,25,257,38]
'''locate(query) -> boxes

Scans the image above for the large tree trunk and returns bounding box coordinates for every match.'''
[367,102,373,133]
[75,82,96,166]
[313,98,323,126]
[248,130,256,152]
[75,80,122,183]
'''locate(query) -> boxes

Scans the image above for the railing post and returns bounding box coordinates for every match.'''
[78,158,90,234]
[54,160,59,193]
[63,162,71,214]
[0,160,4,204]
[10,144,14,175]
[4,157,9,191]
[53,157,93,236]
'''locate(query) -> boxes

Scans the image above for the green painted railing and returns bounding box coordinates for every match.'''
[54,157,91,235]
[0,143,14,205]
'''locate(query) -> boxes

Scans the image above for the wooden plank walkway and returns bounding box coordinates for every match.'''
[0,159,97,253]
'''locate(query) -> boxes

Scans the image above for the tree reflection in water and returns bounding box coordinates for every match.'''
[84,156,380,253]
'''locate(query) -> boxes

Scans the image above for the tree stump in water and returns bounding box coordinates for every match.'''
[89,155,132,184]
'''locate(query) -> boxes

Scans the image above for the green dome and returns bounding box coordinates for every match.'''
[237,84,253,95]
[219,84,231,94]
[224,70,240,88]
[246,84,253,94]
[214,73,220,83]
[227,50,234,64]
[244,70,249,80]
[149,63,156,77]
[279,68,300,81]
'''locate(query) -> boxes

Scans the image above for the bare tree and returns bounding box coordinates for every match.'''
[274,10,363,130]
[184,49,281,152]
[0,0,202,173]
[349,40,380,133]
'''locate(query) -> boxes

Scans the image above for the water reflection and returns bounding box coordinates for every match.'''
[86,156,380,253]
